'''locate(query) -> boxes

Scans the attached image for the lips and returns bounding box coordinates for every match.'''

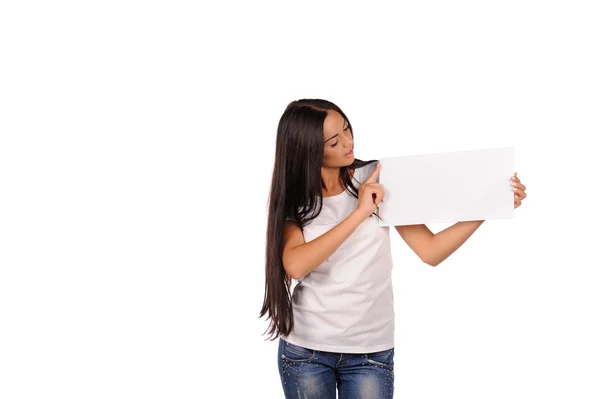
[345,147,354,156]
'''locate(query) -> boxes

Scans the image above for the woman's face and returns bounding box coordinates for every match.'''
[322,109,354,168]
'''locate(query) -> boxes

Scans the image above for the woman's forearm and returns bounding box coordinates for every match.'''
[284,209,370,279]
[428,220,485,266]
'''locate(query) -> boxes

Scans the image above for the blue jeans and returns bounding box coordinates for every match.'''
[278,338,394,398]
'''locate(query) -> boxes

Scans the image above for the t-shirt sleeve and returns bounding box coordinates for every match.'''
[354,161,380,185]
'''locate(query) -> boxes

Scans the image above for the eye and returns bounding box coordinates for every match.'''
[330,141,339,148]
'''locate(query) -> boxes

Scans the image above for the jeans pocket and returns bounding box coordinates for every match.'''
[281,340,316,362]
[365,348,394,368]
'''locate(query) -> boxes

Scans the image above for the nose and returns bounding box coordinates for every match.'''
[342,134,353,148]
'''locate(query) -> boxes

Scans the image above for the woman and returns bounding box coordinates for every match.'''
[260,99,527,398]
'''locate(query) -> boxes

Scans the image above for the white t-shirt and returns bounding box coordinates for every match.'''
[283,162,395,353]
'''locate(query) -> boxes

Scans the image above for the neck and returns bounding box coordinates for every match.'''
[321,166,343,194]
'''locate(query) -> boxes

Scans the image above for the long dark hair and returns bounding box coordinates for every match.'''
[259,99,378,340]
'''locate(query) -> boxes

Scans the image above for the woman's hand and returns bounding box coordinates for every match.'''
[356,163,385,217]
[512,172,527,209]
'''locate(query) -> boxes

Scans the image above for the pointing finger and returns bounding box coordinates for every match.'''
[365,163,381,184]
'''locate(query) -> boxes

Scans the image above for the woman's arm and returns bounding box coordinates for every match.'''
[395,220,484,266]
[283,164,384,279]
[394,172,526,266]
[282,209,371,280]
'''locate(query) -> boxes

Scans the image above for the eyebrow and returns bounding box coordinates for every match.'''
[324,120,348,143]
[324,134,339,143]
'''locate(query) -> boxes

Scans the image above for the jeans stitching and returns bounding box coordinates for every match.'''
[282,343,316,362]
[365,349,394,369]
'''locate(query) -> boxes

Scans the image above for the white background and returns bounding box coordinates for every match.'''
[1,1,599,398]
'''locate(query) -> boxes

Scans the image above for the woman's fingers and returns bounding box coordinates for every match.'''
[512,187,527,198]
[362,186,382,206]
[512,181,526,190]
[512,174,526,191]
[365,164,381,184]
[366,183,385,204]
[375,189,383,206]
[359,181,385,208]
[511,173,526,209]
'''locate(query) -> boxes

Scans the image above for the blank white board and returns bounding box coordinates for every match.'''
[377,147,515,226]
